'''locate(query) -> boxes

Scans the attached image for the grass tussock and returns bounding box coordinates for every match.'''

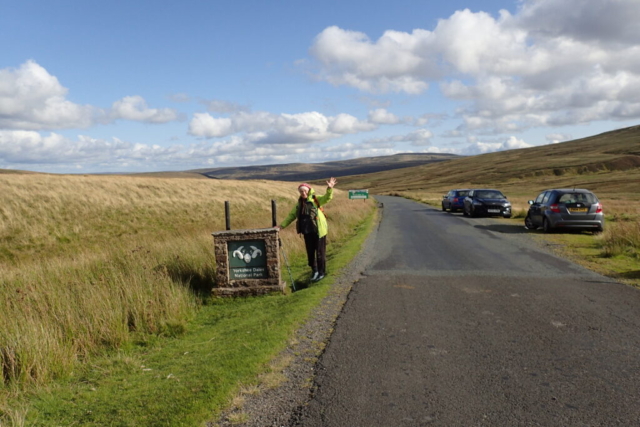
[0,174,373,389]
[597,220,640,259]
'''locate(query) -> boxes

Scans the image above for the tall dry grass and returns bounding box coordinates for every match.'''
[0,174,373,387]
[597,219,640,259]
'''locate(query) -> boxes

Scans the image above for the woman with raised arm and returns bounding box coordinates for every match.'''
[276,177,337,282]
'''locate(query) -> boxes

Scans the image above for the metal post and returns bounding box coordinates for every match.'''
[271,200,277,227]
[225,201,231,230]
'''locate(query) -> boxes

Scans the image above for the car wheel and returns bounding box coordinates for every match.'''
[524,215,534,230]
[463,207,468,216]
[469,207,477,218]
[594,225,604,235]
[441,203,446,211]
[543,218,553,233]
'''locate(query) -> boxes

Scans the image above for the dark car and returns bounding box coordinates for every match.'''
[463,189,512,218]
[441,189,470,212]
[524,189,604,233]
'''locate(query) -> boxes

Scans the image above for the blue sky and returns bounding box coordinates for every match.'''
[1,0,639,173]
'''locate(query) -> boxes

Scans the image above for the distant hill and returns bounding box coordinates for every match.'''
[188,153,459,182]
[0,168,38,175]
[125,171,211,179]
[334,125,640,195]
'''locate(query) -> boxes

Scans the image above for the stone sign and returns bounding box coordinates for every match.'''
[212,228,284,296]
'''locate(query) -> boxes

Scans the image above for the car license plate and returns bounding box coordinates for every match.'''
[487,209,500,213]
[569,208,588,212]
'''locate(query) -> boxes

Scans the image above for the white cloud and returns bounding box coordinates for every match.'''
[0,127,448,172]
[309,26,432,94]
[189,110,377,143]
[328,113,377,134]
[462,136,532,155]
[189,113,234,138]
[0,61,181,130]
[368,108,401,125]
[307,1,640,132]
[0,130,134,163]
[110,96,179,123]
[407,129,434,146]
[0,60,98,130]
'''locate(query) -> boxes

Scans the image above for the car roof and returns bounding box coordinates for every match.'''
[542,188,594,193]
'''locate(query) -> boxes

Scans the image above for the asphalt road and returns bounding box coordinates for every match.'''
[294,195,640,426]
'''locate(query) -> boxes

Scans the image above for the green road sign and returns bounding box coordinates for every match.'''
[228,240,268,279]
[348,189,369,199]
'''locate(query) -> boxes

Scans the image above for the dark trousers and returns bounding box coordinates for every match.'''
[303,233,326,275]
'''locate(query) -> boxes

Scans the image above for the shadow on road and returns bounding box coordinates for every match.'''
[474,224,532,234]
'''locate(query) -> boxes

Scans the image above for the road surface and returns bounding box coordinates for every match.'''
[294,195,640,426]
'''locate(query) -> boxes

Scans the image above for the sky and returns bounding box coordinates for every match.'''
[1,0,639,173]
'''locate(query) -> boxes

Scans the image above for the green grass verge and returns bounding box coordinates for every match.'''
[8,207,378,426]
[522,227,640,289]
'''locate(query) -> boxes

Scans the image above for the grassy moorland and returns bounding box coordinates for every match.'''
[0,173,375,425]
[335,125,640,287]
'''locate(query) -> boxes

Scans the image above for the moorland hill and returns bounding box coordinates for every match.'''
[331,125,640,196]
[187,152,459,181]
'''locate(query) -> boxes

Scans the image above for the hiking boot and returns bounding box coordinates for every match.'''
[311,271,319,281]
[315,274,325,282]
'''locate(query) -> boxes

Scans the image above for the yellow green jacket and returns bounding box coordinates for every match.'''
[280,187,333,238]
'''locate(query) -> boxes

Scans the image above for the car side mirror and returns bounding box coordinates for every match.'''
[528,200,534,205]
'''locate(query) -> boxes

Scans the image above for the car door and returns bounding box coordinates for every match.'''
[444,190,456,209]
[530,191,547,226]
[464,190,474,212]
[444,190,453,209]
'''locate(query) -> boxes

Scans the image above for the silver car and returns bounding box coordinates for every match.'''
[525,189,604,233]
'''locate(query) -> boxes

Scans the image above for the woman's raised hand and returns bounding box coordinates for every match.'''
[327,177,337,188]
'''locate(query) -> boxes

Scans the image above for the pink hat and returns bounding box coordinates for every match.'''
[298,183,312,191]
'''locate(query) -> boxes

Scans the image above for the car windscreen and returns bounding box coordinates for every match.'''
[456,191,469,197]
[476,190,504,199]
[557,192,597,204]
